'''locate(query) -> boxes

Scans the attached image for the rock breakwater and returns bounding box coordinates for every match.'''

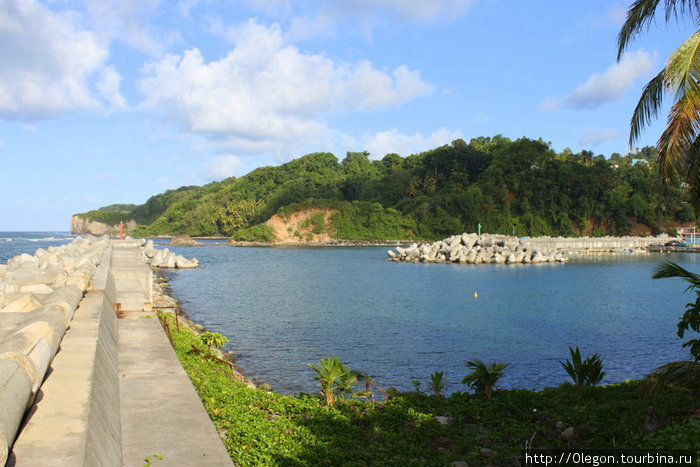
[141,239,199,268]
[0,235,110,464]
[387,233,568,264]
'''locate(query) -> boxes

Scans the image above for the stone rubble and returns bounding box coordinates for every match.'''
[387,233,568,265]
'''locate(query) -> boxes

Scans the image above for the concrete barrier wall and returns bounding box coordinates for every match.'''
[83,295,121,467]
[0,236,109,465]
[526,235,673,251]
[4,238,207,467]
[8,294,121,467]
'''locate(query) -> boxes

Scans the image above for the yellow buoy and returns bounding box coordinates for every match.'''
[474,291,478,299]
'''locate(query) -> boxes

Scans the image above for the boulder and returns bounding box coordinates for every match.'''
[168,235,202,247]
[175,255,198,269]
[461,233,478,249]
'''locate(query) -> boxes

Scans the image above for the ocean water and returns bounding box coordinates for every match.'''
[3,233,697,396]
[0,232,77,263]
[161,245,700,395]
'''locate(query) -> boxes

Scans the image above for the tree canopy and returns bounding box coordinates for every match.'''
[76,136,695,240]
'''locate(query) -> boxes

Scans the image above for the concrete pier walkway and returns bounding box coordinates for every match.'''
[7,239,233,466]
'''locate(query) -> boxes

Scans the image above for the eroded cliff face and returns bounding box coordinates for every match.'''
[70,216,137,236]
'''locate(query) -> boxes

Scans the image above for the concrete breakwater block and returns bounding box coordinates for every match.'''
[140,240,199,269]
[0,359,32,466]
[0,235,108,464]
[387,233,569,265]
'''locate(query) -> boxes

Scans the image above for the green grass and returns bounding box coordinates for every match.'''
[165,316,699,466]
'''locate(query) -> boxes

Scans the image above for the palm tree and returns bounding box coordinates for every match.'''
[307,356,358,406]
[560,346,606,390]
[462,359,509,399]
[427,370,447,398]
[618,1,700,205]
[647,261,700,393]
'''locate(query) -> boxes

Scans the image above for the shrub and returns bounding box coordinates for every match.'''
[231,223,276,242]
[307,356,358,406]
[462,359,509,399]
[560,346,605,389]
[200,331,228,348]
[427,370,447,397]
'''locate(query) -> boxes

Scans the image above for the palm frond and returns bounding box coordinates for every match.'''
[656,95,700,183]
[630,68,667,145]
[618,0,663,60]
[641,360,700,395]
[618,0,700,59]
[666,29,700,101]
[652,261,700,290]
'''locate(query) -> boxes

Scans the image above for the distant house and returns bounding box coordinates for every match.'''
[630,159,649,166]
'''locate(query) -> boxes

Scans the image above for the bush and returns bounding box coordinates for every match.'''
[200,331,228,348]
[462,359,509,399]
[560,346,605,389]
[231,223,276,242]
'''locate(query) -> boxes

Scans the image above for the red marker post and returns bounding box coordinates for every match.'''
[119,221,124,240]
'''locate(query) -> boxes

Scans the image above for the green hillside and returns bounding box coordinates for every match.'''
[75,136,695,240]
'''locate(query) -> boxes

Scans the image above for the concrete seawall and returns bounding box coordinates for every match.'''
[525,234,675,251]
[0,236,109,465]
[1,238,232,467]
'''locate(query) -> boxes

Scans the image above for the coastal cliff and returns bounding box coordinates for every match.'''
[70,215,136,236]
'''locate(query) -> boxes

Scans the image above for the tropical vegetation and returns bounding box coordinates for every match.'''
[619,0,700,417]
[618,0,700,209]
[649,261,700,394]
[461,359,509,399]
[162,314,699,466]
[76,137,695,241]
[307,356,359,407]
[427,370,447,398]
[199,331,228,349]
[560,346,606,391]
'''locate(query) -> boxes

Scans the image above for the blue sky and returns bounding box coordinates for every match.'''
[0,0,694,230]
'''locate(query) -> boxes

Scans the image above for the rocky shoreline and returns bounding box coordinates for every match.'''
[150,266,269,391]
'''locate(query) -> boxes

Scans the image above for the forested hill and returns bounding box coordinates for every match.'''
[75,135,695,241]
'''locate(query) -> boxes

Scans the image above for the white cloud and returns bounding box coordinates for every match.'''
[540,50,655,111]
[364,127,462,158]
[243,0,475,41]
[138,19,433,154]
[84,0,174,56]
[251,0,473,25]
[201,155,245,179]
[97,66,128,111]
[341,0,474,23]
[0,0,126,119]
[604,4,627,26]
[577,128,625,147]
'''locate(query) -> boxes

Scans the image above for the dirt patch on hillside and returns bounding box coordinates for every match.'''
[266,208,337,244]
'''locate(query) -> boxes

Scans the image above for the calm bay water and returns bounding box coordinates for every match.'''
[162,245,700,395]
[2,233,697,396]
